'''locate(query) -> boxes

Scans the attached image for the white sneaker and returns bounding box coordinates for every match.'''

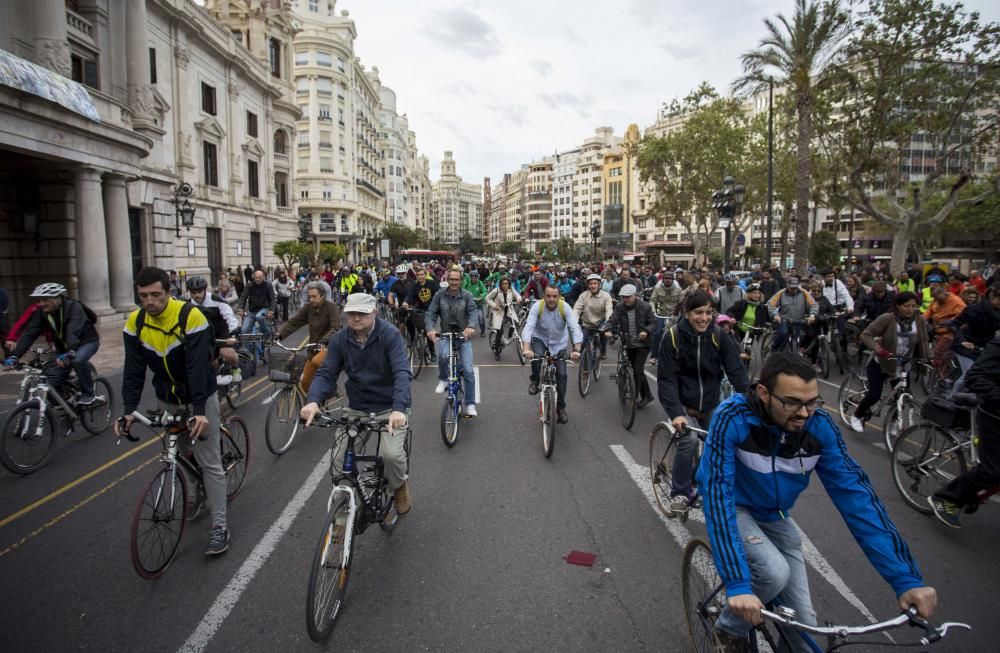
[848,416,865,433]
[464,404,477,417]
[435,381,447,394]
[216,374,232,386]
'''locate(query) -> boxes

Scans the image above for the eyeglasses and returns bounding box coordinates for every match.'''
[770,393,825,413]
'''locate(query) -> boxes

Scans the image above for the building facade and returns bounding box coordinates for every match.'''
[523,158,553,252]
[430,151,483,246]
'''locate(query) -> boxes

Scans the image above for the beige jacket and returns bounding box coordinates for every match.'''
[574,290,614,329]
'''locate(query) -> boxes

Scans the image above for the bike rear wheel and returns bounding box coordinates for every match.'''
[515,334,525,366]
[306,494,355,642]
[618,367,637,430]
[818,340,831,379]
[222,416,250,500]
[224,373,244,409]
[79,377,115,435]
[891,423,968,515]
[410,336,425,379]
[882,394,921,453]
[541,386,556,458]
[578,350,592,397]
[838,373,866,427]
[131,466,187,579]
[0,400,58,474]
[440,396,460,448]
[682,537,726,653]
[649,422,679,517]
[265,385,302,455]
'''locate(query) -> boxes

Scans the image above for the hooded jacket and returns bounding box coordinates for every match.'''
[11,298,99,358]
[860,311,930,376]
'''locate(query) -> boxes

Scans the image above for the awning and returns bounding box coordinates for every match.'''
[0,48,100,121]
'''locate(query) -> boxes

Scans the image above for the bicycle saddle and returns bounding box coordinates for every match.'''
[950,392,980,407]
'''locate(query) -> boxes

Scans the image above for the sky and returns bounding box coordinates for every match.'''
[338,0,1000,185]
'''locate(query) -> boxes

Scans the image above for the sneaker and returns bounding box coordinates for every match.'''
[494,352,501,361]
[394,481,411,515]
[848,416,865,433]
[669,495,690,518]
[715,629,750,652]
[637,395,654,409]
[557,408,568,424]
[77,395,97,406]
[216,374,233,386]
[528,382,539,395]
[429,354,438,363]
[231,368,243,382]
[205,526,230,556]
[464,404,478,417]
[435,381,447,394]
[928,496,962,528]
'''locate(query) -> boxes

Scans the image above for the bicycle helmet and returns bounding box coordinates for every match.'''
[29,283,67,298]
[395,264,408,274]
[747,283,762,292]
[186,275,208,291]
[724,272,738,282]
[715,314,736,326]
[586,273,602,282]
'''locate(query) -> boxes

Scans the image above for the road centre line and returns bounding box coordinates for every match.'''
[179,451,332,653]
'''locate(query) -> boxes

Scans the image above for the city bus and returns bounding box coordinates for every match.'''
[397,249,459,264]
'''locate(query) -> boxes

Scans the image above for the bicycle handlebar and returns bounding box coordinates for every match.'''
[759,606,970,644]
[117,409,194,444]
[271,340,325,353]
[309,409,387,431]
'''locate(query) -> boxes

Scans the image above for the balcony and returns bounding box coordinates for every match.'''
[66,8,95,45]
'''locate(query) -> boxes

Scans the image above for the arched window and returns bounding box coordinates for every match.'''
[274,129,287,154]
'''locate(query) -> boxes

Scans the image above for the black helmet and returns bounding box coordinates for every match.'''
[187,275,208,291]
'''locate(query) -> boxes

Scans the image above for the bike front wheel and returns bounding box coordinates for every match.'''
[891,423,968,515]
[224,373,244,409]
[79,377,116,435]
[515,335,525,366]
[306,494,355,642]
[440,396,460,448]
[882,394,921,453]
[618,368,637,430]
[578,350,592,397]
[541,386,556,458]
[682,537,726,653]
[222,416,250,500]
[131,466,187,579]
[0,400,58,474]
[649,422,679,517]
[838,373,866,428]
[265,385,302,455]
[410,337,425,379]
[818,340,831,379]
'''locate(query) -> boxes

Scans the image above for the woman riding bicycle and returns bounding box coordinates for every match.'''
[485,277,522,359]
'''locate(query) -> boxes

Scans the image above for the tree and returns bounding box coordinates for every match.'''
[273,240,312,276]
[458,234,484,255]
[497,241,520,256]
[318,243,346,266]
[381,223,422,252]
[824,0,1000,272]
[734,0,850,277]
[809,229,840,269]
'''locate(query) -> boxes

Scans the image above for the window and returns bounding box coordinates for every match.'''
[247,160,259,198]
[300,189,309,199]
[296,78,309,94]
[320,157,333,173]
[273,130,287,154]
[316,78,332,96]
[295,50,308,66]
[337,57,345,72]
[203,142,219,186]
[149,48,157,85]
[323,187,332,200]
[319,131,332,148]
[269,38,281,78]
[298,103,309,119]
[308,0,318,11]
[201,82,217,115]
[246,111,258,138]
[318,104,331,120]
[316,51,332,67]
[275,172,288,207]
[71,53,99,89]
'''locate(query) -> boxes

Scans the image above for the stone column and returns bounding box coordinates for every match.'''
[34,0,71,77]
[125,0,155,130]
[74,167,114,315]
[102,174,136,312]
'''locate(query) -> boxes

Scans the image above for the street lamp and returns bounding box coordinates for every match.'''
[589,220,601,262]
[173,182,195,238]
[711,175,745,273]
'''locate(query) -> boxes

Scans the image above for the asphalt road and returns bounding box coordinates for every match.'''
[0,328,996,652]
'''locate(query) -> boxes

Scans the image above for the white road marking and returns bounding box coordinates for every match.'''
[473,366,481,404]
[178,451,331,653]
[261,387,283,405]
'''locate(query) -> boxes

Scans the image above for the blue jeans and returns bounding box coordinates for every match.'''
[437,337,476,406]
[715,508,817,653]
[241,309,271,336]
[474,303,486,334]
[671,409,713,499]
[529,338,568,410]
[770,320,805,352]
[651,317,667,357]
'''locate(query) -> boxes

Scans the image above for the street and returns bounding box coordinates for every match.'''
[0,328,996,652]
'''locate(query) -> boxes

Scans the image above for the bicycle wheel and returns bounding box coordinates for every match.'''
[682,537,726,653]
[618,367,637,430]
[131,466,187,579]
[649,422,679,517]
[578,350,592,397]
[541,386,556,458]
[818,340,830,379]
[593,344,603,380]
[440,396,459,448]
[224,372,244,410]
[891,423,968,515]
[79,377,115,435]
[0,400,58,474]
[306,493,355,642]
[837,373,866,428]
[221,416,250,500]
[515,334,525,366]
[882,394,921,453]
[410,336,425,379]
[265,385,302,455]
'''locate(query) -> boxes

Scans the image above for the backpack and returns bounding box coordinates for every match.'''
[664,324,719,367]
[536,298,567,319]
[197,304,230,342]
[76,300,99,326]
[135,301,194,344]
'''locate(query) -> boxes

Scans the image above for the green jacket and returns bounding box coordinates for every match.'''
[465,279,488,302]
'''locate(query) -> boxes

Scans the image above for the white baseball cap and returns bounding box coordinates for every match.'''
[343,293,377,314]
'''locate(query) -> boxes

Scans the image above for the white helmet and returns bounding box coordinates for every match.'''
[395,264,408,274]
[586,273,602,282]
[30,283,67,298]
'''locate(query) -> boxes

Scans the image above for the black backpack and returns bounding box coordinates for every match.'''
[134,302,194,343]
[196,304,230,342]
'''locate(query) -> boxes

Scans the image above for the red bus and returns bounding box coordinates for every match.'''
[397,249,459,264]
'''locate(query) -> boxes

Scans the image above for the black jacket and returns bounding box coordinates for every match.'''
[604,299,656,349]
[725,300,770,330]
[854,291,894,321]
[965,336,1000,409]
[11,298,99,358]
[656,317,750,418]
[565,279,587,307]
[611,277,644,299]
[237,281,277,314]
[951,301,1000,352]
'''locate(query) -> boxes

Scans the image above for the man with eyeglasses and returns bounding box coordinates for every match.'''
[699,352,937,652]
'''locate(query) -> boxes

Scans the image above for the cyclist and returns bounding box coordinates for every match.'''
[374,268,398,303]
[574,273,614,360]
[700,352,937,652]
[564,268,590,307]
[387,264,412,320]
[925,275,966,375]
[425,267,478,417]
[276,280,342,393]
[522,269,549,302]
[713,272,745,315]
[656,290,749,518]
[485,277,522,360]
[650,269,683,357]
[522,284,583,424]
[116,267,229,556]
[929,334,1000,527]
[3,283,101,404]
[726,283,769,337]
[300,292,412,517]
[337,265,360,298]
[237,269,276,338]
[273,271,293,322]
[766,277,818,352]
[949,287,1000,393]
[465,269,489,337]
[611,267,643,299]
[185,276,240,383]
[602,284,656,409]
[402,265,440,362]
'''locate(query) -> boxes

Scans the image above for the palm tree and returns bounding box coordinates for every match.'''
[734,0,848,276]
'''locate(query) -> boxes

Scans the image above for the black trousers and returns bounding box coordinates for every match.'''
[855,360,887,418]
[276,296,290,321]
[935,408,1000,508]
[628,347,652,399]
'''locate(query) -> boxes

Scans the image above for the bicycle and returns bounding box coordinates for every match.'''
[240,308,276,366]
[608,333,638,430]
[265,339,325,455]
[649,421,709,520]
[121,407,249,579]
[577,326,604,397]
[763,318,810,358]
[534,349,564,458]
[838,355,929,451]
[890,392,1000,516]
[736,324,768,381]
[491,302,525,365]
[214,336,251,410]
[681,536,970,652]
[305,409,412,641]
[804,312,848,379]
[438,332,467,448]
[402,308,432,379]
[1,349,115,474]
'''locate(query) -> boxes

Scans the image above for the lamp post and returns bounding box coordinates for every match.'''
[711,175,745,274]
[589,220,601,262]
[173,182,195,238]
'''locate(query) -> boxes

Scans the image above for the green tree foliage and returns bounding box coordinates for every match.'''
[809,229,840,269]
[318,243,346,266]
[381,224,423,252]
[273,240,312,275]
[497,241,520,256]
[458,235,485,255]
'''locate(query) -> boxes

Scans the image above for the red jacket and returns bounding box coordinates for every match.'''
[8,304,52,344]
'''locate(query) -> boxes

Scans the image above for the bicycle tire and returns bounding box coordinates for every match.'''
[542,386,556,458]
[265,385,302,455]
[440,397,459,448]
[818,340,830,379]
[619,366,636,430]
[593,345,603,380]
[131,466,187,579]
[224,375,244,409]
[0,400,58,474]
[682,537,726,653]
[838,373,866,428]
[515,335,526,366]
[578,350,592,397]
[306,494,355,641]
[891,423,968,515]
[649,422,679,517]
[78,377,116,435]
[222,416,250,500]
[882,394,921,453]
[410,336,425,379]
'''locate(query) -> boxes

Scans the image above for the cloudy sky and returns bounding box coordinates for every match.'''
[338,0,999,185]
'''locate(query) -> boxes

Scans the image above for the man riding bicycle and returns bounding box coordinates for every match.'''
[603,284,656,408]
[277,280,342,393]
[301,292,412,516]
[574,273,613,359]
[699,352,937,651]
[185,275,240,382]
[523,285,583,424]
[401,265,440,362]
[426,267,479,417]
[766,276,818,352]
[237,269,276,337]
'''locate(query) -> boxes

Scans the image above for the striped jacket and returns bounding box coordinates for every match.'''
[696,393,924,598]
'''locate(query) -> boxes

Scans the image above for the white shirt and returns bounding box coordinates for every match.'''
[193,294,239,332]
[821,279,854,311]
[521,300,584,353]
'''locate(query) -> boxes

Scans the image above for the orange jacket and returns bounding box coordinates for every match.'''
[924,292,966,333]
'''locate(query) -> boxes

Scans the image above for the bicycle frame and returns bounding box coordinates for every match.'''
[441,333,466,405]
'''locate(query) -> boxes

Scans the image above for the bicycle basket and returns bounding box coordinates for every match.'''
[920,396,971,431]
[268,348,306,383]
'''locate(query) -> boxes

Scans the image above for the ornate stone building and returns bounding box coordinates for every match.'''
[430,151,483,246]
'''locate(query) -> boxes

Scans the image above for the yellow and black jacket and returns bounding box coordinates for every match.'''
[122,298,216,416]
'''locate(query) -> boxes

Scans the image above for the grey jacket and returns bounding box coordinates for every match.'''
[766,288,819,322]
[426,288,477,333]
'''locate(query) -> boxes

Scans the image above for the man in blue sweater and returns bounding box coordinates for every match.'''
[301,293,412,514]
[698,352,936,651]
